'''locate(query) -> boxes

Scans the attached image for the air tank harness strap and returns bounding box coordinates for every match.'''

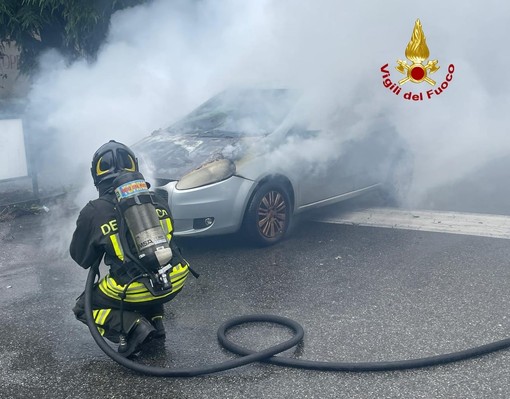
[117,191,155,211]
[171,246,199,279]
[187,265,200,279]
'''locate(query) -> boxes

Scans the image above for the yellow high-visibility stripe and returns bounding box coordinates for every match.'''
[159,220,170,241]
[104,276,148,293]
[100,285,185,302]
[159,218,173,241]
[97,309,111,325]
[169,278,186,292]
[169,267,188,281]
[171,269,189,282]
[100,282,150,298]
[92,309,111,336]
[98,263,189,303]
[110,234,124,261]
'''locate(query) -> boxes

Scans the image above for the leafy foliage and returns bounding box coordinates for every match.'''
[0,0,149,72]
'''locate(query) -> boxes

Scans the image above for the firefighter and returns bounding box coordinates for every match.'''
[70,140,192,358]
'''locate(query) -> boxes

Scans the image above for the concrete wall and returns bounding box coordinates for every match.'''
[0,43,30,186]
[0,41,30,99]
[0,119,28,180]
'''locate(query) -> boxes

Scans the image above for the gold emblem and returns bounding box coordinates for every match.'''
[396,19,439,85]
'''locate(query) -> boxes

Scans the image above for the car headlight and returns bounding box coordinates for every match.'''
[176,159,236,190]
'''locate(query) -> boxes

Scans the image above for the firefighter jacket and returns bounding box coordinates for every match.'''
[70,189,189,304]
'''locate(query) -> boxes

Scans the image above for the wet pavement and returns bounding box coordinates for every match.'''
[2,201,510,399]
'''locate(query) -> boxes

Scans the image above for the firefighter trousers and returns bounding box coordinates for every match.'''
[73,283,165,344]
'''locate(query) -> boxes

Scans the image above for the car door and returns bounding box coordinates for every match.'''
[349,128,400,190]
[285,127,355,208]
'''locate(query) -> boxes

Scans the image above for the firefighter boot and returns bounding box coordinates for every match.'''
[118,318,156,358]
[151,316,166,340]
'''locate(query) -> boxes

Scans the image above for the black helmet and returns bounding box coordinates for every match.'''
[91,140,139,187]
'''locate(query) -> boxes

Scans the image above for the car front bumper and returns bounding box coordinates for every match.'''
[162,176,255,237]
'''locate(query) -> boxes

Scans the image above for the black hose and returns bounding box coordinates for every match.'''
[219,323,510,371]
[85,266,510,376]
[84,266,303,377]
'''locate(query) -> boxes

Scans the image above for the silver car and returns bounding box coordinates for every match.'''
[134,88,411,245]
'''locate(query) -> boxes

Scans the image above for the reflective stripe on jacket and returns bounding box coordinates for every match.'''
[98,263,190,303]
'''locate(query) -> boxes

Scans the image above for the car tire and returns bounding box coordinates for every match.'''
[380,150,413,206]
[243,182,292,246]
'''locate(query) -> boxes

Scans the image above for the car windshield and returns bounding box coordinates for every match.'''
[171,89,297,137]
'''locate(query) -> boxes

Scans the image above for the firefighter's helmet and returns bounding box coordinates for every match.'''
[91,140,138,187]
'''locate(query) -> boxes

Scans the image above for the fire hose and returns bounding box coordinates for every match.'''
[84,265,510,376]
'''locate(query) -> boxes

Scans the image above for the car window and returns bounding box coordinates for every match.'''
[173,89,298,137]
[285,126,320,139]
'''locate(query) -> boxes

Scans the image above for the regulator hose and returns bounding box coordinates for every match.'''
[85,266,510,376]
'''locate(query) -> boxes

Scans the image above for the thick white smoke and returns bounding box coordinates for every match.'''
[26,0,510,213]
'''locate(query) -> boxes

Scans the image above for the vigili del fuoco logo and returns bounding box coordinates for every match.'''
[381,19,455,101]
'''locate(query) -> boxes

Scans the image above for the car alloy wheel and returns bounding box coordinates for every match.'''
[244,182,292,246]
[257,190,287,239]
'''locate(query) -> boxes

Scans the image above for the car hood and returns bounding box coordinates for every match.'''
[133,130,248,181]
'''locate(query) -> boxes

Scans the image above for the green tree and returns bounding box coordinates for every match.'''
[0,0,149,73]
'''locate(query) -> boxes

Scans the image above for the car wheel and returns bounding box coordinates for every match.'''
[243,182,292,246]
[380,150,413,206]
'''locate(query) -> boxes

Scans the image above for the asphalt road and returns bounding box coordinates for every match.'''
[2,201,510,399]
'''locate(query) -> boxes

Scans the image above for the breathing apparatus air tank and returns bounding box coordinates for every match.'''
[112,171,173,290]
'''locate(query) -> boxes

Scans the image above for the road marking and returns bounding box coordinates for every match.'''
[312,207,510,239]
